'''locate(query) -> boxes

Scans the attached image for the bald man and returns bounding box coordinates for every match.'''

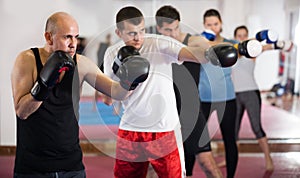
[11,12,131,177]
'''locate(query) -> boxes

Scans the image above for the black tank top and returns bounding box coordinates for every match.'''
[182,33,200,85]
[173,33,201,114]
[14,48,84,173]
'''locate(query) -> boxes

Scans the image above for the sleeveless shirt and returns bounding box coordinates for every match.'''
[14,48,84,173]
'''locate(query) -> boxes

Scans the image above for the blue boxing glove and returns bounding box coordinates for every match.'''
[201,29,216,41]
[255,29,278,43]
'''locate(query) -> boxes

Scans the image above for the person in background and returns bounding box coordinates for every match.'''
[76,37,87,54]
[97,33,112,72]
[93,33,115,111]
[155,5,223,178]
[199,9,240,178]
[232,25,287,172]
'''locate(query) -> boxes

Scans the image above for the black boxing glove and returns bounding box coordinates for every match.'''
[31,50,75,101]
[116,56,150,90]
[113,46,150,90]
[205,44,238,67]
[112,46,140,74]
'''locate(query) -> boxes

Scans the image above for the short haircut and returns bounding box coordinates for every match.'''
[155,5,181,27]
[234,25,248,37]
[116,6,144,30]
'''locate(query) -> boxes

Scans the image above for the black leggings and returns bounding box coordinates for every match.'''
[183,110,212,176]
[201,99,238,178]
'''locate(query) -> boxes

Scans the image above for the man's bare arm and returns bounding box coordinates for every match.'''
[11,50,42,119]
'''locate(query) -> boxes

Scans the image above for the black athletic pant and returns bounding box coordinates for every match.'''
[201,99,238,178]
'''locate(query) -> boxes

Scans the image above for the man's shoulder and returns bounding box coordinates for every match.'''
[75,53,90,64]
[21,48,35,57]
[12,48,37,74]
[144,33,185,48]
[15,49,36,63]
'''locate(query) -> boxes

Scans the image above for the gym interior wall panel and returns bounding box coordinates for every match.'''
[293,9,300,95]
[220,0,248,39]
[247,0,286,90]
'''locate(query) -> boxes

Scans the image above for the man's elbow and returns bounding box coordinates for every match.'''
[15,108,28,120]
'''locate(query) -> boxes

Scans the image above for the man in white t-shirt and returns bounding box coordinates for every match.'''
[103,6,238,178]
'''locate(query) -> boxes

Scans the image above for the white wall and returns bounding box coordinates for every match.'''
[246,0,286,90]
[0,0,296,146]
[285,0,300,94]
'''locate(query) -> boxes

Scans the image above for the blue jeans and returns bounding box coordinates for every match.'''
[14,170,86,178]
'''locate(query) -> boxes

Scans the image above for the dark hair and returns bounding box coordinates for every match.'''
[234,25,248,37]
[155,5,180,27]
[116,6,144,30]
[203,9,222,23]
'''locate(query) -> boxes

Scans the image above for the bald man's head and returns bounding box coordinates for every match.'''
[45,12,77,34]
[43,12,79,55]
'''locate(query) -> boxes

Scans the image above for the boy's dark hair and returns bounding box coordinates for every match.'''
[116,6,144,30]
[155,5,180,27]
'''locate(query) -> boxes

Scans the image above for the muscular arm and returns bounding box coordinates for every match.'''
[178,35,230,63]
[77,55,130,101]
[178,35,210,63]
[188,35,212,47]
[11,50,42,119]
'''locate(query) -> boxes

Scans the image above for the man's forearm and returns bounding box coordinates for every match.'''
[15,94,42,119]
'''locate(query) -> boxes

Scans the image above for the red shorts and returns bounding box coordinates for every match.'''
[114,129,185,178]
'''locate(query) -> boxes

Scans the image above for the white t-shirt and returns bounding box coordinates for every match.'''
[231,56,258,92]
[104,34,185,132]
